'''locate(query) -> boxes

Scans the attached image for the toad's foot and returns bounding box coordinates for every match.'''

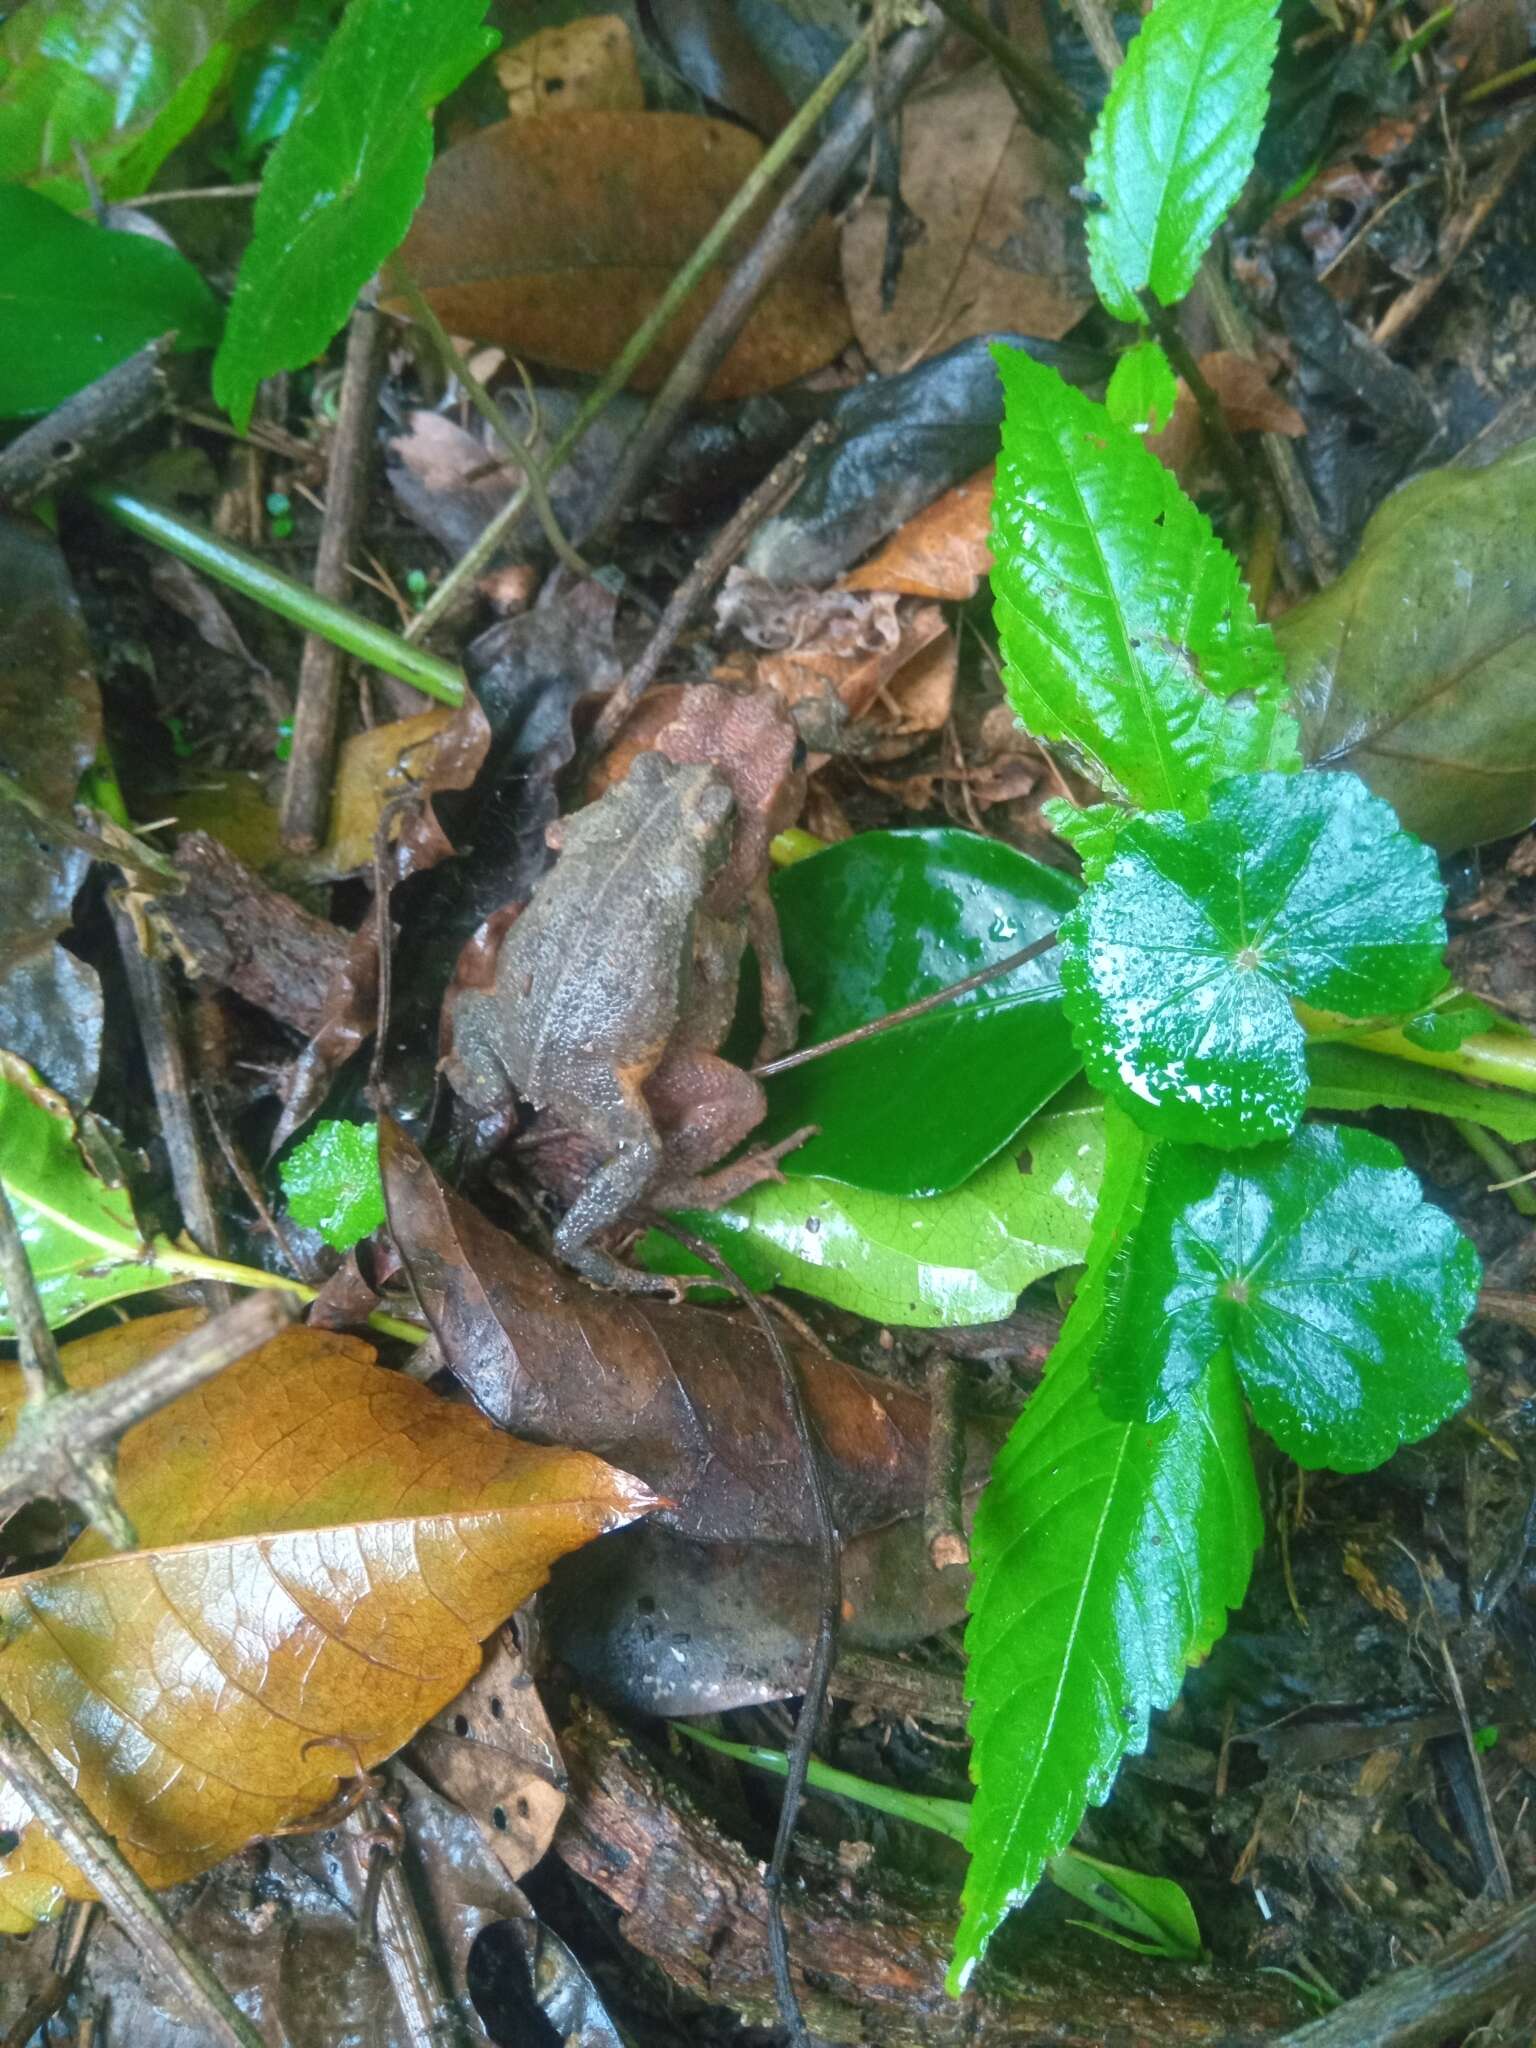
[654,1124,818,1211]
[560,1239,689,1299]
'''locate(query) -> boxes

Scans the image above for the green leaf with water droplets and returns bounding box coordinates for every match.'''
[1060,770,1449,1148]
[280,1119,385,1251]
[213,0,497,430]
[953,1103,1260,1988]
[1094,1122,1479,1470]
[990,345,1297,814]
[1086,0,1280,322]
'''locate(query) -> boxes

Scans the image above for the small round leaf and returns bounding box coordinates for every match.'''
[1060,771,1448,1147]
[1098,1121,1480,1472]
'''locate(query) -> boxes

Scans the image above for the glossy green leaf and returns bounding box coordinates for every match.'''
[1061,771,1448,1148]
[1096,1122,1479,1470]
[1306,1040,1536,1140]
[990,345,1297,813]
[0,188,221,418]
[1399,994,1500,1052]
[1105,339,1177,433]
[229,0,336,167]
[213,0,497,431]
[1281,440,1536,851]
[1085,0,1280,321]
[0,0,267,208]
[955,1103,1261,1988]
[279,1119,384,1250]
[0,1054,177,1334]
[649,1087,1103,1327]
[756,828,1081,1196]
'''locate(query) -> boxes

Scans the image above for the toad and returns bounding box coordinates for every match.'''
[444,748,808,1290]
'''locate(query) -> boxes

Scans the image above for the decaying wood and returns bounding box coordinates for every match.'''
[0,337,175,511]
[555,1706,1294,2046]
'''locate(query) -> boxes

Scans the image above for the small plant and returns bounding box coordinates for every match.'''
[951,0,1484,1989]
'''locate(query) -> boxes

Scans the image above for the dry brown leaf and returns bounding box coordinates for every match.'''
[302,694,492,885]
[0,1313,654,1930]
[841,463,996,601]
[840,68,1090,373]
[411,1628,565,1882]
[497,15,643,118]
[1147,351,1305,496]
[756,600,956,748]
[392,112,851,400]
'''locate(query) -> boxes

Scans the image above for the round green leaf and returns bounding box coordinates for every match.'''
[1060,770,1448,1148]
[1097,1121,1480,1472]
[650,1087,1103,1327]
[0,187,221,419]
[757,828,1081,1196]
[280,1119,385,1250]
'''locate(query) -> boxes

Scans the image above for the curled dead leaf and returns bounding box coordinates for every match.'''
[842,463,996,602]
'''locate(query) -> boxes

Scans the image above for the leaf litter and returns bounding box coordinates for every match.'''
[7,3,1536,2039]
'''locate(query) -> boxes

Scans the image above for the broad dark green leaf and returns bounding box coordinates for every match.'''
[1104,338,1177,433]
[213,0,497,431]
[755,827,1081,1195]
[1085,0,1280,322]
[955,1104,1261,1988]
[1307,1040,1536,1144]
[0,1054,177,1334]
[1281,439,1536,852]
[1095,1122,1479,1471]
[279,1119,384,1250]
[1060,770,1448,1147]
[646,1086,1103,1326]
[990,345,1297,813]
[0,188,221,418]
[0,0,266,208]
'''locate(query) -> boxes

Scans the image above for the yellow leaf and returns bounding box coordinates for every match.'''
[0,1313,655,1929]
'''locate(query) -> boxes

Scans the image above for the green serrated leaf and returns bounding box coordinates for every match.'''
[1044,800,1129,882]
[1400,995,1501,1051]
[213,0,496,431]
[1105,339,1178,433]
[754,827,1082,1196]
[0,188,221,418]
[1085,0,1281,322]
[280,1119,385,1250]
[1095,1121,1479,1471]
[1306,1041,1536,1142]
[990,345,1297,814]
[1061,771,1448,1148]
[0,1053,178,1333]
[0,0,267,208]
[954,1104,1261,1988]
[647,1087,1103,1327]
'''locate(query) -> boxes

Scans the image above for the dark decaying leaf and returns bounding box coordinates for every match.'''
[742,332,1107,588]
[840,67,1091,373]
[0,516,104,1101]
[380,1118,999,1549]
[392,110,852,400]
[1094,1120,1480,1471]
[543,1512,975,1716]
[1281,437,1536,851]
[755,827,1081,1196]
[641,0,795,136]
[1061,771,1448,1148]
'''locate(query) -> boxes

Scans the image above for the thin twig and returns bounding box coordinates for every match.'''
[584,417,835,759]
[753,929,1059,1079]
[349,1790,473,2048]
[587,9,947,541]
[281,298,389,852]
[0,767,179,889]
[87,486,466,705]
[1274,1899,1536,2046]
[0,1702,264,2048]
[0,1900,97,2048]
[1136,289,1255,516]
[387,265,591,581]
[0,337,176,511]
[0,1292,299,1527]
[112,899,232,1311]
[923,1356,969,1570]
[1068,0,1126,76]
[657,1226,841,2048]
[412,23,880,637]
[929,0,1089,150]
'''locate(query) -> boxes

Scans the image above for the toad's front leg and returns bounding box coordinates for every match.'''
[552,1062,680,1294]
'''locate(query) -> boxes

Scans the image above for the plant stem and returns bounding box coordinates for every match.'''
[1453,1120,1536,1219]
[86,486,466,707]
[1344,1024,1536,1099]
[149,1242,426,1347]
[930,0,1089,148]
[410,24,874,632]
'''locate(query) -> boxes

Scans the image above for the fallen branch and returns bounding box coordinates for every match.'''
[0,337,176,512]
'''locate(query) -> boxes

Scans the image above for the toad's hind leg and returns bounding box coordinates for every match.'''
[552,1062,672,1291]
